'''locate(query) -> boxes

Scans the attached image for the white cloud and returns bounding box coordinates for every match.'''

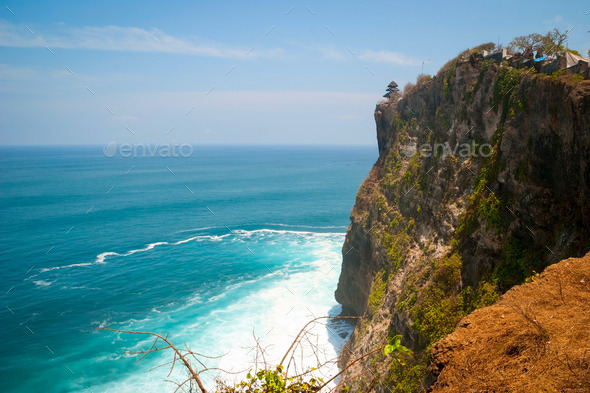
[0,62,132,85]
[0,20,282,59]
[0,63,36,79]
[116,115,139,121]
[289,41,416,64]
[359,50,420,66]
[285,41,347,61]
[316,46,347,61]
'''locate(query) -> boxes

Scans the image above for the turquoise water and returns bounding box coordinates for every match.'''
[0,145,376,392]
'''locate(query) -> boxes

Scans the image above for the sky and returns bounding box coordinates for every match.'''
[0,0,589,146]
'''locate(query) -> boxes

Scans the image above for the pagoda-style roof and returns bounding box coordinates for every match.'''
[383,91,391,98]
[387,81,398,88]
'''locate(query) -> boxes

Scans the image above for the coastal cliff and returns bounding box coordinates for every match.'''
[335,46,590,391]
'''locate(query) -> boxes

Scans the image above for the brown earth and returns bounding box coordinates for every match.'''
[430,253,590,393]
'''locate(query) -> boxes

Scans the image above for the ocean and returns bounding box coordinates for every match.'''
[0,145,376,392]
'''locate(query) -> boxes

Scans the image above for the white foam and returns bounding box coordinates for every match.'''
[32,279,54,287]
[96,251,119,264]
[87,230,351,393]
[177,224,347,235]
[39,262,94,273]
[176,226,224,234]
[233,228,342,237]
[38,229,340,275]
[263,223,348,230]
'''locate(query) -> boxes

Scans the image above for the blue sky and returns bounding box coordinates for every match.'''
[1,0,589,145]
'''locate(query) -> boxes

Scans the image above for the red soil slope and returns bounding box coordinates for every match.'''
[430,253,590,393]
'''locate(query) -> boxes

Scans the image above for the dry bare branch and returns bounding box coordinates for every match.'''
[280,315,360,366]
[99,327,208,393]
[317,345,384,391]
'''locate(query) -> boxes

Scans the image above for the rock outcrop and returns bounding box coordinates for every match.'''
[335,46,590,392]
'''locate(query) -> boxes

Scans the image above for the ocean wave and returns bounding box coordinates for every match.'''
[76,227,349,393]
[60,285,100,291]
[39,262,95,273]
[32,279,54,287]
[37,228,342,274]
[37,235,230,274]
[263,223,348,229]
[232,228,345,238]
[175,226,225,234]
[177,224,347,234]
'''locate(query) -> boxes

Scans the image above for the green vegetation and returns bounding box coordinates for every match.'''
[461,278,500,313]
[455,129,507,239]
[382,335,426,393]
[473,59,492,94]
[396,290,417,312]
[380,150,403,192]
[442,62,457,100]
[223,366,323,393]
[494,236,547,290]
[477,192,502,231]
[471,42,496,54]
[382,215,414,272]
[492,66,525,124]
[384,359,427,393]
[402,153,422,189]
[416,74,432,85]
[368,271,388,315]
[508,28,570,56]
[384,335,411,358]
[409,253,464,346]
[570,73,585,83]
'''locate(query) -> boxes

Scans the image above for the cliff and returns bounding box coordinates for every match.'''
[335,46,590,392]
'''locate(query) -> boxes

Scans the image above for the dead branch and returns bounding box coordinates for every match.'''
[101,316,367,393]
[317,345,384,391]
[169,376,194,393]
[251,329,272,370]
[280,315,360,366]
[289,355,340,380]
[99,327,208,393]
[364,374,379,393]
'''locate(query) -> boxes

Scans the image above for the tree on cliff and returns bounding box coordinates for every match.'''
[509,28,570,56]
[508,33,544,54]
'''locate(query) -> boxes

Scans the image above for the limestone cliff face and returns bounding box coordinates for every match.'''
[335,50,590,391]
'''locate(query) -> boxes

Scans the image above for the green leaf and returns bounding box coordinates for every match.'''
[384,344,395,355]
